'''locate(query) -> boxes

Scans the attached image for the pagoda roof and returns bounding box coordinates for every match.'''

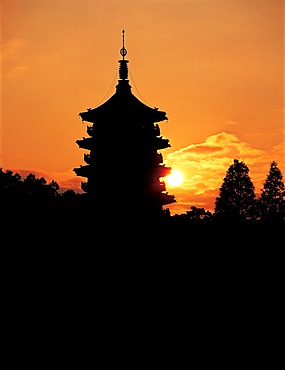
[79,30,168,124]
[79,80,168,124]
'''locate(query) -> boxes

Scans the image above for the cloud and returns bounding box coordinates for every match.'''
[167,132,265,161]
[163,131,285,214]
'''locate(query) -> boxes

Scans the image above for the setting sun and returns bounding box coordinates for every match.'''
[166,170,184,187]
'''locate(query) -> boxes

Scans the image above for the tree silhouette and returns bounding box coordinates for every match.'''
[214,159,256,223]
[256,161,285,223]
[0,168,24,206]
[185,206,213,225]
[0,168,62,211]
[24,173,58,196]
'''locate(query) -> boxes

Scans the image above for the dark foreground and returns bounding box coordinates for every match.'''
[3,208,283,354]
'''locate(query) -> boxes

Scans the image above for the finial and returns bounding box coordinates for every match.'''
[118,29,129,81]
[120,29,127,60]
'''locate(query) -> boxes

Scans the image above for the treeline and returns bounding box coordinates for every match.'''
[172,159,285,226]
[0,169,81,211]
[1,159,285,227]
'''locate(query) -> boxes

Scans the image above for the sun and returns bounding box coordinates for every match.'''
[165,169,184,187]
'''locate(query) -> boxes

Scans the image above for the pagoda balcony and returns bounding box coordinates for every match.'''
[76,137,94,150]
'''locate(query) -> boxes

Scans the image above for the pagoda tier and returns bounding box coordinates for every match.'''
[74,163,171,179]
[74,30,176,221]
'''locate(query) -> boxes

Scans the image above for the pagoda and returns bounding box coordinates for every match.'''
[74,30,176,224]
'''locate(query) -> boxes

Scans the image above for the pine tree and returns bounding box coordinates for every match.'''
[257,161,285,222]
[214,159,256,223]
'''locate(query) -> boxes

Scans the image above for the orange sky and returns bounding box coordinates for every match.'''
[1,0,284,214]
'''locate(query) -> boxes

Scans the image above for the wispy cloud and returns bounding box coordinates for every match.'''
[5,65,29,78]
[1,38,30,78]
[1,38,27,58]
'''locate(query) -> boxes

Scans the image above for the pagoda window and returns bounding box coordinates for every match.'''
[154,124,160,136]
[81,181,89,192]
[84,153,92,164]
[87,126,94,136]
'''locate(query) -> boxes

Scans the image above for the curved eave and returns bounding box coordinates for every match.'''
[76,137,94,150]
[73,165,92,177]
[156,165,172,178]
[159,193,176,206]
[155,137,170,150]
[79,82,168,124]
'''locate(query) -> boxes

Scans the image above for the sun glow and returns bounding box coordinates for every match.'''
[166,169,184,187]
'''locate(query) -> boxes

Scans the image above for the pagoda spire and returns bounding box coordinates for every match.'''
[118,29,129,80]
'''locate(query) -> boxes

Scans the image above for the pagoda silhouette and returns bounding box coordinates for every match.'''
[74,30,176,224]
